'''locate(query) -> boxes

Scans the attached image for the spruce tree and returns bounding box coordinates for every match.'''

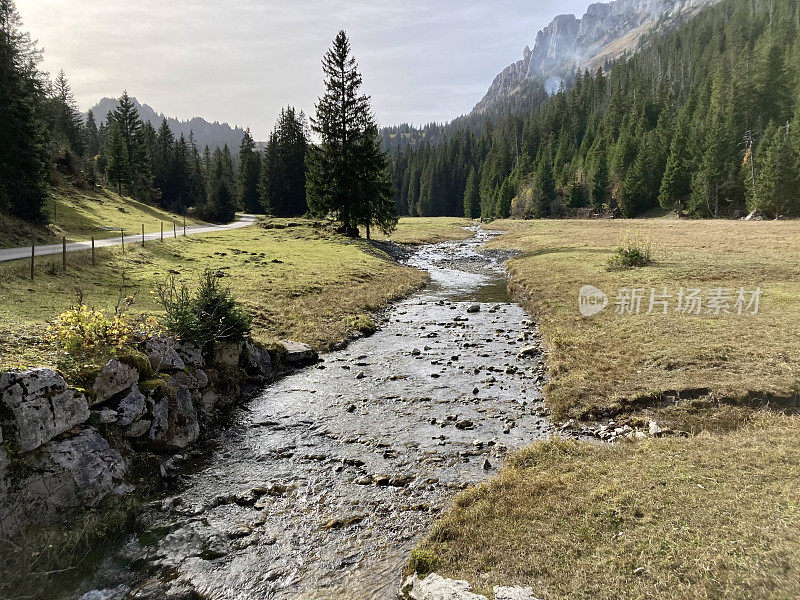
[307,30,396,236]
[535,152,556,217]
[111,91,152,202]
[0,0,49,222]
[199,147,237,223]
[659,111,692,217]
[105,120,130,195]
[84,109,100,157]
[463,167,480,218]
[49,69,84,155]
[752,123,800,217]
[237,128,261,213]
[590,153,610,211]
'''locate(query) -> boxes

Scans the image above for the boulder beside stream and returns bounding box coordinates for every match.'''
[0,335,290,539]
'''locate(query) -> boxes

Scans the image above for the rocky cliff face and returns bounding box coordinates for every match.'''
[474,0,717,113]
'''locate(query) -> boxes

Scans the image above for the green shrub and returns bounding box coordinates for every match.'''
[407,548,439,576]
[157,269,252,346]
[607,232,652,270]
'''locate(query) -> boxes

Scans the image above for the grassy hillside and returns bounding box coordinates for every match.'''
[410,219,800,600]
[0,217,472,371]
[0,184,205,249]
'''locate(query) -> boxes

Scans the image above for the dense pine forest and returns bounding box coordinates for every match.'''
[389,0,800,219]
[0,0,309,225]
[4,0,800,227]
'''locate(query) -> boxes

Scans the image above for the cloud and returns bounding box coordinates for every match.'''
[19,0,592,134]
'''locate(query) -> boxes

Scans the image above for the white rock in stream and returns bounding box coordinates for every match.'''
[400,574,543,600]
[494,585,543,600]
[400,573,489,600]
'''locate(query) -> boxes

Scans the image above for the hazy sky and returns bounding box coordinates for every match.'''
[19,0,591,135]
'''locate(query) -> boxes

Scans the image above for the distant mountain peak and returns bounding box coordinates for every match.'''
[87,96,262,151]
[473,0,718,114]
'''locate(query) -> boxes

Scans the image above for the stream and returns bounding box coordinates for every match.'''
[72,227,552,600]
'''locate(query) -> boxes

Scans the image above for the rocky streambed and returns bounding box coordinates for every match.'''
[70,227,553,600]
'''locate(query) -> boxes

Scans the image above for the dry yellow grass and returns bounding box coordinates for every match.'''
[0,222,431,371]
[485,219,800,425]
[415,413,800,600]
[407,218,800,600]
[383,217,474,244]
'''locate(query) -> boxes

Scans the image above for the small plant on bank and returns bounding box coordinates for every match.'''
[48,291,161,384]
[607,232,653,270]
[156,269,252,347]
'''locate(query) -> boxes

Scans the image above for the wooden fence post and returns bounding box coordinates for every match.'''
[174,222,177,238]
[142,223,145,247]
[121,228,124,254]
[62,236,66,271]
[161,222,164,241]
[91,236,95,266]
[30,242,34,280]
[183,216,186,237]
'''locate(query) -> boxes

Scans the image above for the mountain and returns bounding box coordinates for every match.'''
[87,96,262,151]
[473,0,717,114]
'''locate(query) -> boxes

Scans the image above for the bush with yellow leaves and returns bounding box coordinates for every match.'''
[48,299,161,356]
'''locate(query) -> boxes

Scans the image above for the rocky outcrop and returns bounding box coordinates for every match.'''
[93,358,140,405]
[400,573,542,600]
[280,340,318,366]
[474,0,718,113]
[0,428,126,537]
[148,387,200,450]
[0,335,296,539]
[142,337,186,372]
[0,369,90,452]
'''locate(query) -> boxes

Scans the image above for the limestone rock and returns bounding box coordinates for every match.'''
[43,428,127,506]
[213,341,242,367]
[241,340,273,379]
[125,419,151,438]
[116,385,147,427]
[494,586,543,600]
[0,369,90,452]
[148,387,200,450]
[0,426,7,479]
[400,573,488,600]
[142,337,185,372]
[475,0,717,114]
[280,340,318,366]
[169,369,207,391]
[0,428,126,537]
[176,341,205,368]
[93,359,139,405]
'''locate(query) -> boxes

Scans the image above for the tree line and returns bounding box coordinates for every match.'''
[2,0,394,236]
[388,0,800,220]
[0,0,308,225]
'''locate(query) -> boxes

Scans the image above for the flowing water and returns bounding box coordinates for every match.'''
[72,227,552,600]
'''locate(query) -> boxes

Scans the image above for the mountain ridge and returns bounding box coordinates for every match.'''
[87,96,264,151]
[473,0,718,114]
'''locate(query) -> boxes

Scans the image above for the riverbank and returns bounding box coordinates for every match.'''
[0,219,451,370]
[48,225,549,600]
[408,218,800,600]
[0,217,470,599]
